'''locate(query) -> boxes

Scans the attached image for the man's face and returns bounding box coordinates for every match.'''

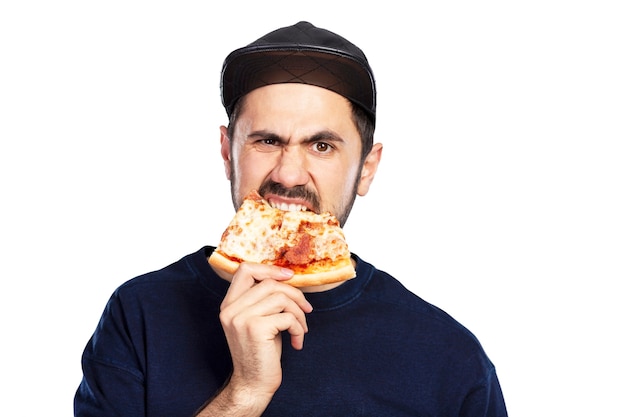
[220,83,379,226]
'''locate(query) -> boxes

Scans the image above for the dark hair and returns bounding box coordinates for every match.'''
[227,97,374,164]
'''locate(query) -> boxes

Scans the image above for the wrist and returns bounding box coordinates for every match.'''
[196,381,272,417]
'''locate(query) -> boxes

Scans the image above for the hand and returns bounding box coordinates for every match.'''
[219,262,313,409]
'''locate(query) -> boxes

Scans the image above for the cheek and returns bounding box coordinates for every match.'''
[234,153,273,187]
[338,161,361,189]
[317,161,360,199]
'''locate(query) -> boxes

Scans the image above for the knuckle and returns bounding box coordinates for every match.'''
[229,312,249,330]
[218,309,233,325]
[257,278,279,291]
[237,262,254,273]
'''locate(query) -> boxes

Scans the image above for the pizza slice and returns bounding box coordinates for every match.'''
[208,190,356,287]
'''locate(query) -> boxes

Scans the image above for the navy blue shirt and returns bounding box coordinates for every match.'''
[75,247,507,416]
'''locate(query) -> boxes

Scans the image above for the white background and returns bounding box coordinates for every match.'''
[1,1,624,416]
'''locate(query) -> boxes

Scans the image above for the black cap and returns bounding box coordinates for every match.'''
[220,21,376,124]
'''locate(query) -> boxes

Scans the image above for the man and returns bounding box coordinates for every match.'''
[75,21,508,416]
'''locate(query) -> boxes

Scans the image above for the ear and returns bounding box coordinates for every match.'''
[357,142,383,196]
[220,125,232,180]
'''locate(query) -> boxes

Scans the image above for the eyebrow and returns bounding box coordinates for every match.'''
[247,129,346,145]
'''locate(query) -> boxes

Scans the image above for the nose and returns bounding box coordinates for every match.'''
[269,147,309,188]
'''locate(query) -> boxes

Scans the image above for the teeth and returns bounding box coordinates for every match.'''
[270,201,307,212]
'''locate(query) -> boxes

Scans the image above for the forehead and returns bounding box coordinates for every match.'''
[235,84,358,137]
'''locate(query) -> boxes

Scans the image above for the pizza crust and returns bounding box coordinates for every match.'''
[208,250,356,288]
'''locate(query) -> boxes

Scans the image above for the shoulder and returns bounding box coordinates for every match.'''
[95,247,223,335]
[358,257,492,360]
[111,247,214,302]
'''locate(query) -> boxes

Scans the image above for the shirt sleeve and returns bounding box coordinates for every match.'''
[74,291,146,417]
[459,366,508,417]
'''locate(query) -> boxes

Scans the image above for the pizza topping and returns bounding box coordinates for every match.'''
[281,233,312,265]
[217,197,348,266]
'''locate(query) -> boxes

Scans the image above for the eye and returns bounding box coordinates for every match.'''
[252,137,281,152]
[312,142,333,153]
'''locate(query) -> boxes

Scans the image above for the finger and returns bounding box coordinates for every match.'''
[223,268,313,316]
[221,280,312,339]
[225,307,307,357]
[232,278,313,321]
[222,262,294,307]
[255,311,308,351]
[240,288,310,333]
[253,278,313,313]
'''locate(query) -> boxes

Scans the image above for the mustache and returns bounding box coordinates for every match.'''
[258,181,321,212]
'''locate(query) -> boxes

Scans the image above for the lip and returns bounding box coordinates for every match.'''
[265,194,313,212]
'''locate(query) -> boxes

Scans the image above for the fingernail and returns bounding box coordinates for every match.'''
[280,268,294,277]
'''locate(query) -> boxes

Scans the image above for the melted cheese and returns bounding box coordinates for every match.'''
[217,196,350,267]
